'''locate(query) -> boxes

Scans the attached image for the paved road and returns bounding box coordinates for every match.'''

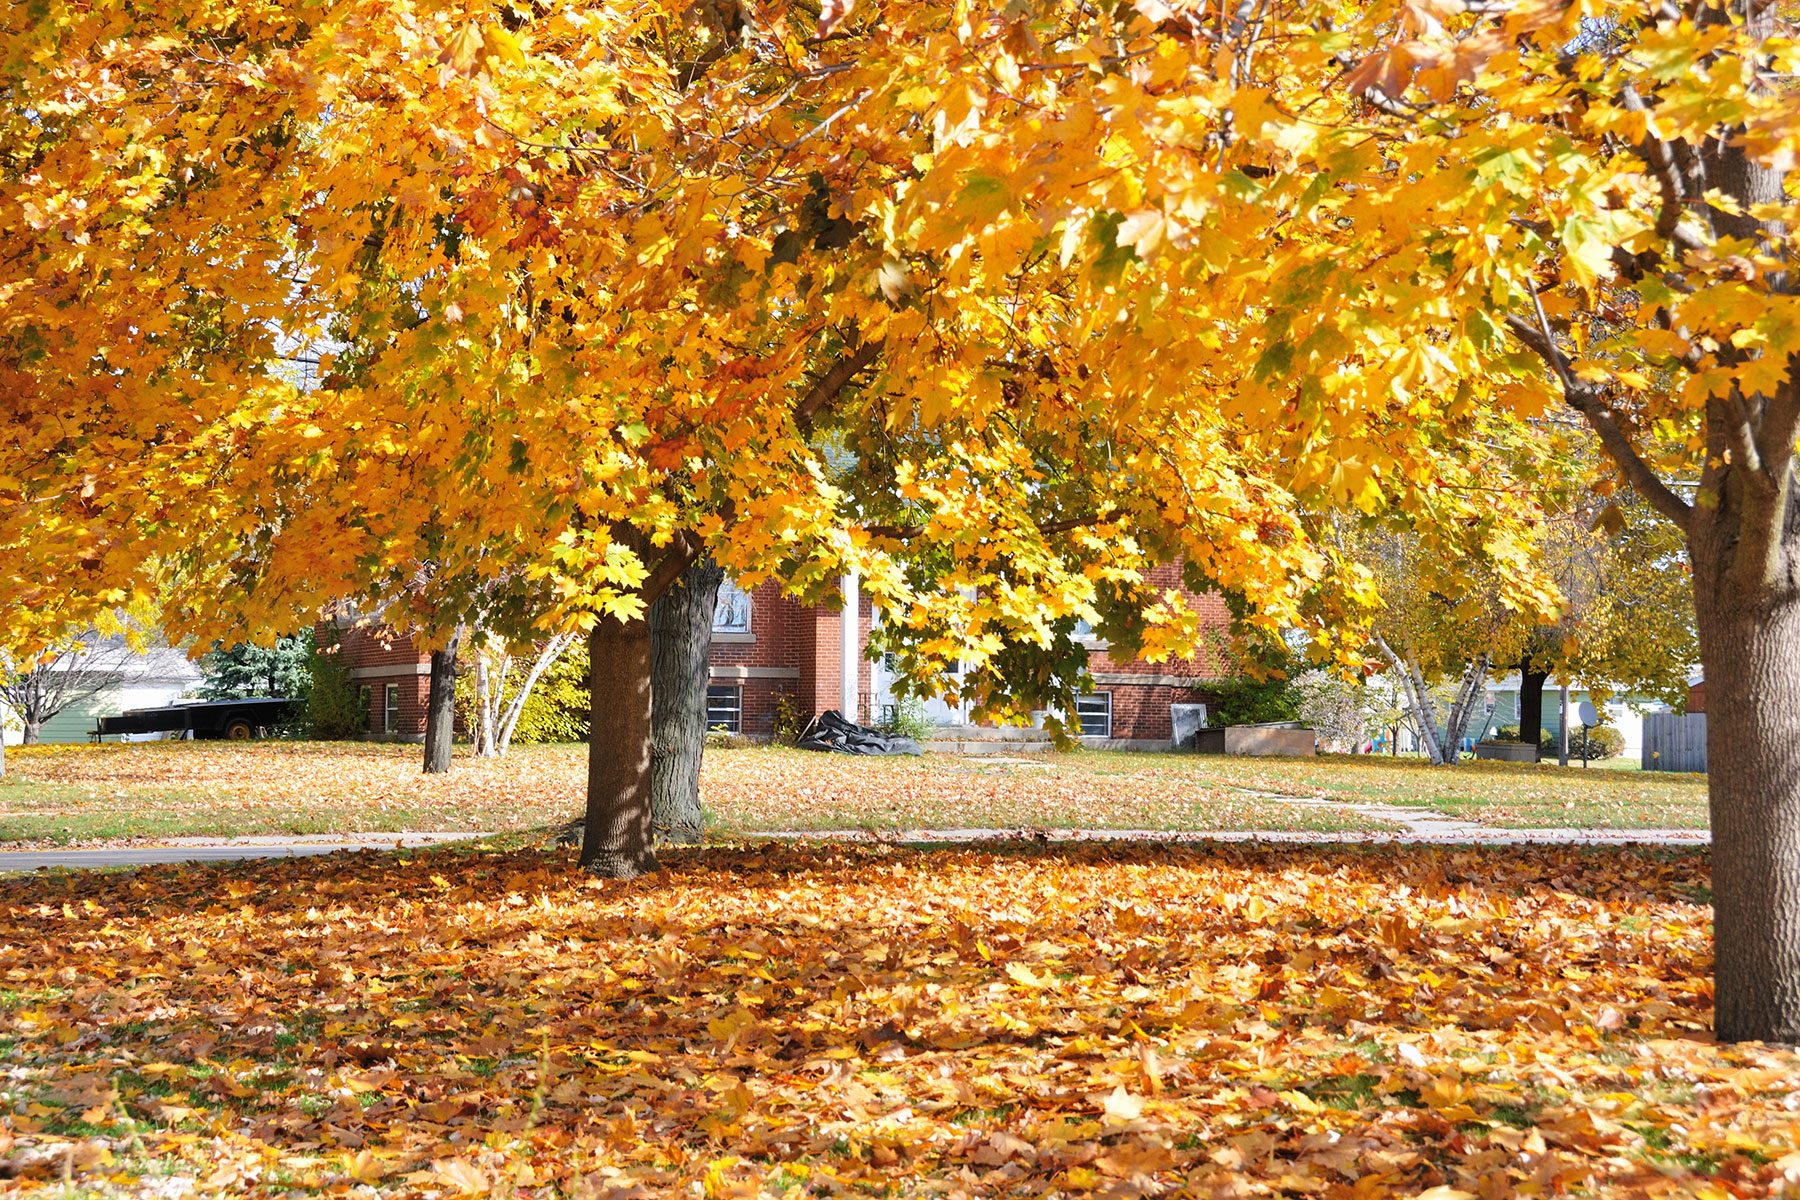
[0,832,492,873]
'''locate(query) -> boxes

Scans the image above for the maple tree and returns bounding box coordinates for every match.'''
[3,0,1796,1037]
[0,0,1359,879]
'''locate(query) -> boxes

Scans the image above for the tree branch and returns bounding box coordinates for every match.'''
[861,515,1101,542]
[792,339,884,434]
[1504,313,1695,533]
[638,531,702,605]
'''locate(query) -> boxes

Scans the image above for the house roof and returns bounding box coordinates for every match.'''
[38,638,203,686]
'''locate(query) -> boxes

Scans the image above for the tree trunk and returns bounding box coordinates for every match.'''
[473,649,496,757]
[423,626,462,775]
[579,614,658,879]
[21,722,42,746]
[1518,661,1549,745]
[1697,567,1800,1042]
[649,556,725,844]
[496,634,575,756]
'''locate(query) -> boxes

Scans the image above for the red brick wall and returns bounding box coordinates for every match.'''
[1076,565,1230,742]
[318,621,436,739]
[708,580,872,733]
[1101,682,1218,742]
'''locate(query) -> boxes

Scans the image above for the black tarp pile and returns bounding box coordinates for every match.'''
[795,709,924,756]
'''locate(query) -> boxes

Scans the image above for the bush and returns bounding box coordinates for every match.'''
[1497,724,1626,761]
[705,727,753,749]
[772,692,804,745]
[1543,724,1624,762]
[1208,676,1301,727]
[881,694,932,741]
[305,635,367,739]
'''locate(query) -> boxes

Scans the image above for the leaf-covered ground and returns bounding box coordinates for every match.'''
[2,841,1794,1196]
[0,743,1709,846]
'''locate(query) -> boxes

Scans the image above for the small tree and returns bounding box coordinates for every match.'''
[199,632,313,700]
[0,633,147,747]
[468,631,582,757]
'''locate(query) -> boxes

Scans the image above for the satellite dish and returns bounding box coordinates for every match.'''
[1578,700,1599,727]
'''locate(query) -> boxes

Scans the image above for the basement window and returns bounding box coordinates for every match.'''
[706,685,743,734]
[1075,693,1112,739]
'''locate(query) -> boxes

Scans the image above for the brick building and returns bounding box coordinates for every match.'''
[329,566,1230,747]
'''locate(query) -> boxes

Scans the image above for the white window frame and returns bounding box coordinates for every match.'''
[1075,693,1112,738]
[713,580,753,635]
[706,684,743,733]
[384,683,400,735]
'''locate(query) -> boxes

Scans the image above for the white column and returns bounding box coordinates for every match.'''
[840,571,860,721]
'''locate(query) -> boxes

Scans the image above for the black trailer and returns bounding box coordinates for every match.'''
[93,697,302,742]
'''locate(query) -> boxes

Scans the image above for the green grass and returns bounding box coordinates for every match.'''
[0,739,1710,847]
[1085,750,1709,829]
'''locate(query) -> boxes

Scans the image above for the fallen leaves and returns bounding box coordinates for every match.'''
[0,840,1793,1195]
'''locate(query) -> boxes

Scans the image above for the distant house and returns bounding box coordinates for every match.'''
[327,563,1235,749]
[1483,674,1674,758]
[2,643,203,745]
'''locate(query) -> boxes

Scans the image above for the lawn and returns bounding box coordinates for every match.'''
[0,742,1404,845]
[0,741,1712,846]
[1091,752,1713,829]
[3,840,1794,1195]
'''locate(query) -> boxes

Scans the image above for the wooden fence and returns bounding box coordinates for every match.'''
[1643,712,1707,773]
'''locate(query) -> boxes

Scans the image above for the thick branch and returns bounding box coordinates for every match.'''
[861,515,1101,542]
[792,339,884,434]
[638,532,702,605]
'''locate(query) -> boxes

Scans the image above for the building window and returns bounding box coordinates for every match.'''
[384,684,400,735]
[706,685,743,733]
[714,580,753,634]
[1076,693,1112,738]
[358,685,372,729]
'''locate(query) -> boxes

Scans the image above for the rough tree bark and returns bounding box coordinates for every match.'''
[649,555,725,844]
[21,721,43,746]
[580,614,659,878]
[1693,477,1800,1042]
[422,625,462,775]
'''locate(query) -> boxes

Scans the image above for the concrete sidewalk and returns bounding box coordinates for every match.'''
[0,832,492,873]
[0,824,1709,874]
[754,827,1710,847]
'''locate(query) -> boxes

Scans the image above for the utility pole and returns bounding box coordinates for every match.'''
[1558,684,1571,767]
